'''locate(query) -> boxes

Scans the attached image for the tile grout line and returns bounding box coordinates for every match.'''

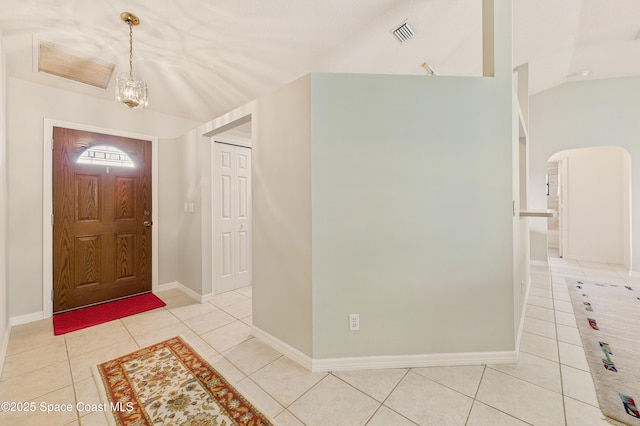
[370,368,415,424]
[467,364,536,426]
[327,372,387,425]
[464,365,487,426]
[208,292,292,423]
[63,333,83,426]
[548,262,569,425]
[279,372,330,423]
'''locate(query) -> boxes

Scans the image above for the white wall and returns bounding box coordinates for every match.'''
[173,128,213,296]
[530,77,640,272]
[0,29,10,372]
[158,137,182,284]
[252,75,313,356]
[550,147,628,265]
[6,78,198,318]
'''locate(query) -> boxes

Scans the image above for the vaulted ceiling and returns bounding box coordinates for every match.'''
[1,0,639,123]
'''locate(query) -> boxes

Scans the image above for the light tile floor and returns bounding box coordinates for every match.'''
[1,255,635,425]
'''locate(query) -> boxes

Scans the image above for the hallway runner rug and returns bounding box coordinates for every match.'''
[94,336,272,426]
[567,279,640,425]
[53,293,166,335]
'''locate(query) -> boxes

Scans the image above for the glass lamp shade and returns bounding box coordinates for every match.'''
[116,72,148,109]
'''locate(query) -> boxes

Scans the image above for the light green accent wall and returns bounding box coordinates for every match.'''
[309,73,515,357]
[251,0,521,361]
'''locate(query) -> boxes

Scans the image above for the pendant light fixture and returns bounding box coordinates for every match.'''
[116,12,148,109]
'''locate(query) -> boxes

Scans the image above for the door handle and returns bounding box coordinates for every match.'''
[143,220,153,227]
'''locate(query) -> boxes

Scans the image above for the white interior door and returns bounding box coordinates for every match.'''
[214,142,252,293]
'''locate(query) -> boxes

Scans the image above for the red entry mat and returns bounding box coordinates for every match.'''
[53,293,166,335]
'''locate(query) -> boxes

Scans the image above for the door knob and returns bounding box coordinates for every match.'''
[144,220,153,227]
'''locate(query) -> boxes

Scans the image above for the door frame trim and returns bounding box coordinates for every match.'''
[42,119,159,318]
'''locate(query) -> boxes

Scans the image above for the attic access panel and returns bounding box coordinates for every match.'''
[38,41,115,89]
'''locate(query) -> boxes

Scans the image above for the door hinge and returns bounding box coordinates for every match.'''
[51,289,54,302]
[51,138,54,150]
[51,214,54,225]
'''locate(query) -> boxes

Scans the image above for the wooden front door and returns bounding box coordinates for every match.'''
[53,127,152,313]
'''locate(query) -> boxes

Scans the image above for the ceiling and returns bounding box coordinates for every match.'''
[1,0,639,123]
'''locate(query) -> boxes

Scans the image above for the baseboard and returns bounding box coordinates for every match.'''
[250,326,313,371]
[313,350,518,372]
[9,311,44,326]
[566,254,624,265]
[157,281,180,291]
[515,273,533,354]
[157,281,212,303]
[201,292,215,303]
[0,324,11,378]
[530,260,549,267]
[251,325,517,373]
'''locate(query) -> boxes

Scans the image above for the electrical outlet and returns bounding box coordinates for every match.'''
[348,314,360,331]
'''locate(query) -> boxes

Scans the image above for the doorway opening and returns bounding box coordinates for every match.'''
[547,146,631,269]
[206,118,253,296]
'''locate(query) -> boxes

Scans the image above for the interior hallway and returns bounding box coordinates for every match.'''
[1,256,632,425]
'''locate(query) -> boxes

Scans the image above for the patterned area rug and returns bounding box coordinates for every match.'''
[94,336,272,426]
[567,279,640,425]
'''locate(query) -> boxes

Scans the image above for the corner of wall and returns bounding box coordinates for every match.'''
[0,323,9,378]
[252,74,313,357]
[0,26,10,376]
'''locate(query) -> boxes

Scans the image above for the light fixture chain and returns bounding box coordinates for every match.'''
[129,22,134,78]
[117,12,147,109]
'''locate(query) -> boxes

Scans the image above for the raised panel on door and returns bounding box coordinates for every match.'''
[74,235,101,286]
[114,177,136,221]
[75,174,100,222]
[221,232,232,277]
[235,147,251,288]
[214,142,237,293]
[114,233,136,280]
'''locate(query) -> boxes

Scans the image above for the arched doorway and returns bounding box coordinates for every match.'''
[547,146,631,268]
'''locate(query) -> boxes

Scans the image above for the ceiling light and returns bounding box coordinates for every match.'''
[116,12,148,109]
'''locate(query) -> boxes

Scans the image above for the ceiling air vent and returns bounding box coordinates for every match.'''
[391,21,415,43]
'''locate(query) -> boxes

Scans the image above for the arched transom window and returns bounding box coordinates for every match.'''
[77,145,135,168]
